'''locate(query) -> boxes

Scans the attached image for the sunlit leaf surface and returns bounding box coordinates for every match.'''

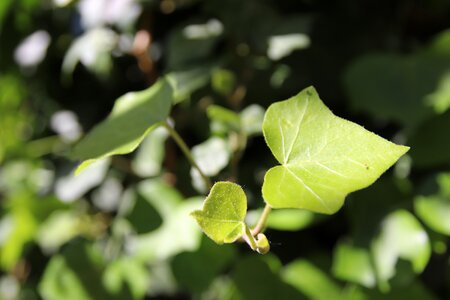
[262,87,409,214]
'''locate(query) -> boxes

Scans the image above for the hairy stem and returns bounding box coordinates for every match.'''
[251,204,272,236]
[163,121,212,190]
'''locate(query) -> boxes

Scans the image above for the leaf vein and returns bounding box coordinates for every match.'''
[285,96,309,163]
[285,167,331,213]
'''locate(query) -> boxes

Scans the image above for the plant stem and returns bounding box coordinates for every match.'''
[251,204,272,236]
[163,121,212,190]
[243,225,257,251]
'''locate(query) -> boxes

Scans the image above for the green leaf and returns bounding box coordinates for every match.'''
[262,86,409,214]
[371,209,431,291]
[191,182,247,244]
[207,105,241,132]
[414,173,450,235]
[332,242,376,288]
[132,180,202,261]
[232,256,303,300]
[103,257,150,300]
[344,42,450,127]
[39,240,119,300]
[166,65,214,103]
[282,260,343,300]
[171,237,236,294]
[415,195,450,236]
[71,79,173,174]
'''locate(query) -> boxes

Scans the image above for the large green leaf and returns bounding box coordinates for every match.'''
[191,182,247,244]
[71,79,173,174]
[262,87,409,214]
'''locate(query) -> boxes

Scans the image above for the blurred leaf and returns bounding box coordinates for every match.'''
[262,86,409,214]
[191,182,246,244]
[424,72,450,113]
[0,194,68,270]
[166,20,222,69]
[133,180,202,261]
[232,256,303,300]
[39,240,124,300]
[414,173,450,235]
[0,0,12,32]
[207,104,241,132]
[36,211,85,253]
[190,137,230,192]
[171,237,235,294]
[212,69,236,96]
[0,74,27,163]
[409,111,450,168]
[371,210,431,291]
[240,104,265,136]
[345,178,409,244]
[266,209,319,231]
[207,104,265,136]
[344,36,450,127]
[267,34,310,61]
[125,189,163,234]
[131,127,168,177]
[415,196,450,236]
[201,276,242,300]
[71,79,173,174]
[62,27,117,77]
[365,280,438,300]
[55,158,110,202]
[103,257,150,300]
[282,259,342,300]
[166,65,214,103]
[332,242,376,288]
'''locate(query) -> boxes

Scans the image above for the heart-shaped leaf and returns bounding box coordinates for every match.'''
[191,182,247,244]
[262,87,409,214]
[71,79,173,174]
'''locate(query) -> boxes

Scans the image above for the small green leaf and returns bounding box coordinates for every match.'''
[262,86,409,214]
[71,79,173,174]
[191,182,247,244]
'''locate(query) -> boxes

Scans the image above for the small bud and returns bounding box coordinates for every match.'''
[256,233,270,254]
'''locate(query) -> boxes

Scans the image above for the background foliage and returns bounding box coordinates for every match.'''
[1,0,450,299]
